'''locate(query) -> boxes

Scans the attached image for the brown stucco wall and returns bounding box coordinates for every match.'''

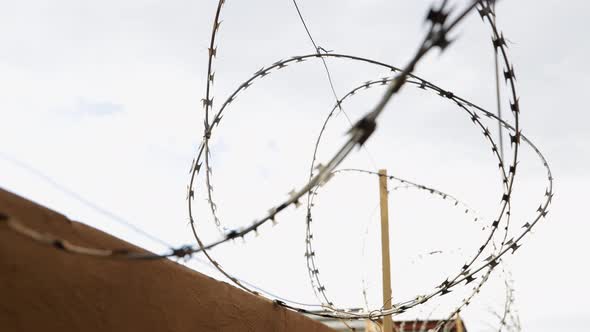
[0,188,334,332]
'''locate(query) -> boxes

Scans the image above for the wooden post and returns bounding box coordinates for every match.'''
[455,314,464,332]
[378,169,394,332]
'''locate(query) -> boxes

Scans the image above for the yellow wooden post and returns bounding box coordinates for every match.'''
[455,314,464,332]
[378,169,394,332]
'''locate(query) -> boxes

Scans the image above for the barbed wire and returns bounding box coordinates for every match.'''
[346,169,494,332]
[295,63,516,318]
[0,0,555,330]
[304,168,485,310]
[186,0,554,322]
[489,264,522,332]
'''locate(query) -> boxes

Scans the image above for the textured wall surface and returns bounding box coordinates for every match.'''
[0,188,334,332]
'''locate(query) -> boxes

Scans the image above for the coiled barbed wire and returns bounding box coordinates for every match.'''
[302,66,516,313]
[487,264,522,332]
[320,168,496,331]
[336,169,515,332]
[186,0,553,321]
[0,0,554,329]
[304,168,485,309]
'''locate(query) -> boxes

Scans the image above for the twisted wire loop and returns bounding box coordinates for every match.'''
[340,170,518,332]
[305,168,484,309]
[487,264,522,332]
[310,168,497,331]
[186,0,554,321]
[302,62,515,313]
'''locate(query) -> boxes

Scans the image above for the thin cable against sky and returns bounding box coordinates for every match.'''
[291,0,378,170]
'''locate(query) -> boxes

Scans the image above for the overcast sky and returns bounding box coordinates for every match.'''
[1,0,589,331]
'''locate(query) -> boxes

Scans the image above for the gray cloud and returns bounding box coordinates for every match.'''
[76,98,123,116]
